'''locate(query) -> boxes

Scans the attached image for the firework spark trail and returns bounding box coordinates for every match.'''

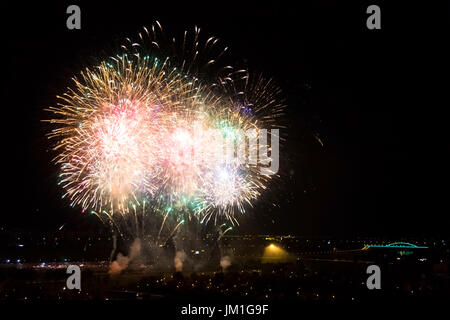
[45,22,285,239]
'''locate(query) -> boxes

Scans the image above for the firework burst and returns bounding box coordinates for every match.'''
[45,22,285,234]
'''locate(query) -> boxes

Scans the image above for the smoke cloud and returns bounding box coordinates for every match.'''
[174,251,187,272]
[109,238,141,275]
[220,255,231,272]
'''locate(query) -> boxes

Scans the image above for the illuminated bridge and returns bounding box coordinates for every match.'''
[364,242,429,249]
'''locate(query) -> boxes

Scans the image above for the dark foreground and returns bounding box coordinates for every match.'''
[1,257,449,301]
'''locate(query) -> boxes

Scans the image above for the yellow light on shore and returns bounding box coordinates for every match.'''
[262,243,289,263]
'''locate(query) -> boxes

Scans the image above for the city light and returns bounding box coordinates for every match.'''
[262,243,290,263]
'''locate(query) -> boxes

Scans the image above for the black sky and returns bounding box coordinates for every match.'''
[2,1,449,237]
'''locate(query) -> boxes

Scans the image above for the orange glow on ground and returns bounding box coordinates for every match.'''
[262,244,289,263]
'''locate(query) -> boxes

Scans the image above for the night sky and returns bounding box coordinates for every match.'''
[2,1,448,237]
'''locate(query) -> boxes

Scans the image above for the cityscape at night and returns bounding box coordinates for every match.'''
[1,0,449,317]
[1,229,449,301]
